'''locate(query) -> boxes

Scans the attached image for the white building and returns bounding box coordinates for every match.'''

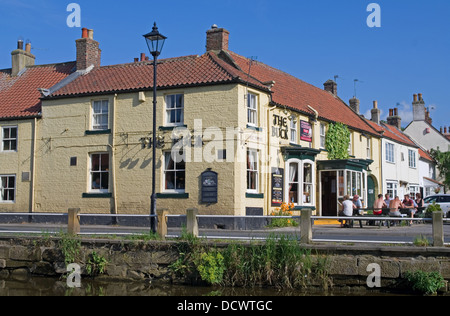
[404,93,450,153]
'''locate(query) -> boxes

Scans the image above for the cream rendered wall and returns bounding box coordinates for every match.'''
[0,119,36,212]
[37,84,242,215]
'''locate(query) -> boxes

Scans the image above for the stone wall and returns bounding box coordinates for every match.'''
[0,237,449,292]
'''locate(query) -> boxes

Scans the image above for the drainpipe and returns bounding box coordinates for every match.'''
[110,94,118,216]
[30,117,37,214]
[266,101,277,214]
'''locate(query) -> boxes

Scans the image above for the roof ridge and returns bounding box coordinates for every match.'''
[94,54,200,70]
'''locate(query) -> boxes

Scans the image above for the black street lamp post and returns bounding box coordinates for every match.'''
[143,23,167,233]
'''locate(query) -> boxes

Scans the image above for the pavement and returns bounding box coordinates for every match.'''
[0,221,448,245]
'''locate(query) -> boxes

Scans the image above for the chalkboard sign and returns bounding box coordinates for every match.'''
[201,170,218,204]
[271,168,284,206]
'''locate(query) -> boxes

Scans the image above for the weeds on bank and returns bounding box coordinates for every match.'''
[169,234,331,289]
[404,270,445,295]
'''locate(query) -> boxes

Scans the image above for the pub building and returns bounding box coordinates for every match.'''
[1,26,384,227]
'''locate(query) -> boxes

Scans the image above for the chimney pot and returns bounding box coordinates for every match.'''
[394,108,398,116]
[25,42,31,53]
[17,40,24,50]
[373,100,378,109]
[389,109,393,117]
[87,29,94,40]
[418,93,423,101]
[445,127,448,134]
[140,53,146,61]
[82,28,88,39]
[413,94,418,102]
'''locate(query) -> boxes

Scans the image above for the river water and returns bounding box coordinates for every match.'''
[0,276,414,297]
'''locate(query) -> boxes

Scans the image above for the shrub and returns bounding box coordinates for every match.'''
[404,270,445,295]
[268,203,298,228]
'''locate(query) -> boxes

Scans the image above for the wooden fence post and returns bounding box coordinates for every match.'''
[432,211,444,247]
[186,208,199,237]
[300,209,313,244]
[67,208,81,235]
[157,209,168,240]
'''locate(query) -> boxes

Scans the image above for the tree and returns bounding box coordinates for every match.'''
[429,148,450,193]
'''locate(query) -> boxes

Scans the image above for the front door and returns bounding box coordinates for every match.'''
[321,171,337,216]
[367,175,376,210]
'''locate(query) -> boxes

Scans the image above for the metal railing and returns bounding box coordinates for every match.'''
[0,209,447,246]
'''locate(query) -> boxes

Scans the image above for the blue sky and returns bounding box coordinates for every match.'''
[1,0,449,132]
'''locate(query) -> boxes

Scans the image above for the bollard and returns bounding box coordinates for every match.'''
[67,208,81,235]
[186,208,199,238]
[157,209,168,240]
[432,211,444,247]
[300,209,313,244]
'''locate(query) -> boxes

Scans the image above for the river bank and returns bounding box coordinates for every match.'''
[0,235,449,295]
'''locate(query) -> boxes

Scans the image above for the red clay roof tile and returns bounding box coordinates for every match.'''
[0,62,75,119]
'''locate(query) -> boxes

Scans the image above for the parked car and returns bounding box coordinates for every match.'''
[423,194,450,218]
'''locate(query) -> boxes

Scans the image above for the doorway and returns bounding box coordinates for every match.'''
[321,171,337,216]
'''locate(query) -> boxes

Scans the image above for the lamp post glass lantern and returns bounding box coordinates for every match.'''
[143,23,167,233]
[144,23,167,57]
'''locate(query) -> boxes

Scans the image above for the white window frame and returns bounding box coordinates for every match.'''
[290,119,297,144]
[386,142,395,163]
[165,94,184,127]
[285,159,315,207]
[320,123,326,149]
[163,151,186,193]
[91,100,109,131]
[89,153,110,193]
[366,137,372,160]
[247,149,259,193]
[0,175,16,203]
[247,93,258,127]
[1,126,18,152]
[408,149,416,168]
[386,181,398,198]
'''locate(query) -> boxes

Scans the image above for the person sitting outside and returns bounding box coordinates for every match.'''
[339,195,356,228]
[373,194,387,215]
[352,195,363,215]
[402,194,416,225]
[388,196,405,227]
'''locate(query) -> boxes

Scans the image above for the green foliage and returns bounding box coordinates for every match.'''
[429,148,450,189]
[404,270,445,295]
[194,250,225,285]
[169,235,331,289]
[86,251,108,276]
[413,235,430,247]
[58,233,82,266]
[325,123,351,160]
[425,202,443,218]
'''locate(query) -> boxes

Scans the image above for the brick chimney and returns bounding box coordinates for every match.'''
[11,39,35,76]
[323,79,337,96]
[387,108,402,129]
[206,25,230,51]
[412,93,426,121]
[76,28,101,71]
[349,97,360,115]
[371,101,381,124]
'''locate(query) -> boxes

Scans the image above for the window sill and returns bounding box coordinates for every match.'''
[85,129,111,135]
[246,125,263,132]
[156,193,189,199]
[82,193,112,198]
[246,193,264,199]
[293,206,316,211]
[159,125,187,131]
